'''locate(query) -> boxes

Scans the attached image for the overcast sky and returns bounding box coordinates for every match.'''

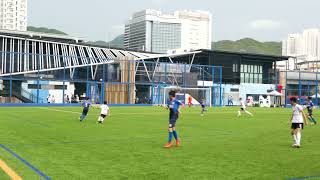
[28,0,320,42]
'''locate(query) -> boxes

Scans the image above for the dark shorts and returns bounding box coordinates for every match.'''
[82,109,89,116]
[291,123,304,130]
[308,110,313,116]
[240,108,244,111]
[201,105,205,108]
[169,112,179,128]
[100,114,107,118]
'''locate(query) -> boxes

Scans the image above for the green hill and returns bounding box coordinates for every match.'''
[24,28,281,55]
[106,35,281,55]
[27,26,68,35]
[212,38,281,56]
[87,34,125,49]
[109,34,124,48]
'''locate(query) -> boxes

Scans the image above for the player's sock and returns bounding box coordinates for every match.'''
[168,132,173,143]
[308,117,313,123]
[237,111,241,117]
[296,132,301,146]
[311,117,317,124]
[293,134,297,144]
[173,130,179,140]
[245,111,253,116]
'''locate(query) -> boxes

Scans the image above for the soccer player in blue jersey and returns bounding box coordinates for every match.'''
[200,99,207,116]
[306,96,317,125]
[80,98,91,122]
[164,91,184,148]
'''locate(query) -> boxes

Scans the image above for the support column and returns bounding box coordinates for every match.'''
[212,66,215,106]
[298,71,302,104]
[63,64,66,104]
[101,64,105,104]
[219,66,222,106]
[285,71,288,107]
[128,61,131,104]
[316,72,319,105]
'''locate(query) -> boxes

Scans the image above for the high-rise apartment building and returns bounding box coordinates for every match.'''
[124,9,212,53]
[281,29,320,70]
[0,0,27,31]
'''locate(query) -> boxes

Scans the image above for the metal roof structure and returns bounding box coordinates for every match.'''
[0,31,202,77]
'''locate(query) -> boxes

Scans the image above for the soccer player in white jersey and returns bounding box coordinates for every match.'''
[237,98,253,117]
[98,101,110,124]
[289,97,308,148]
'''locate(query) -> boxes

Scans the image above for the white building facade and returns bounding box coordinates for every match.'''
[0,0,27,31]
[281,29,320,71]
[124,9,212,53]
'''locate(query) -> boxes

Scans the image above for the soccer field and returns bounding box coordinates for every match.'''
[0,106,319,180]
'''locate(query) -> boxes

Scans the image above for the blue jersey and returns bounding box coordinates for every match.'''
[168,99,183,113]
[307,101,314,111]
[83,101,91,110]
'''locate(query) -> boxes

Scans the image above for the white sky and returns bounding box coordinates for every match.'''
[28,0,320,42]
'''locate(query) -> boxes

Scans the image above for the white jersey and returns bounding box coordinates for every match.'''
[240,100,246,109]
[100,104,109,115]
[292,104,304,123]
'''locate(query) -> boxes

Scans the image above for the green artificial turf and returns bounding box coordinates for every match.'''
[0,106,319,180]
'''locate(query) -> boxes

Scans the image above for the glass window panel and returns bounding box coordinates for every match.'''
[250,73,254,83]
[254,74,258,83]
[252,74,255,83]
[244,73,248,83]
[240,73,244,83]
[259,74,263,83]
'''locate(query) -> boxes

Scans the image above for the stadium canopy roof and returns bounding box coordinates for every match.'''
[0,31,202,77]
[0,29,85,43]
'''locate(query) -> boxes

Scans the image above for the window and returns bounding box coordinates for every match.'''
[230,88,239,92]
[54,85,67,90]
[240,73,244,83]
[259,74,263,83]
[233,64,239,72]
[28,84,38,89]
[240,64,263,84]
[27,84,67,90]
